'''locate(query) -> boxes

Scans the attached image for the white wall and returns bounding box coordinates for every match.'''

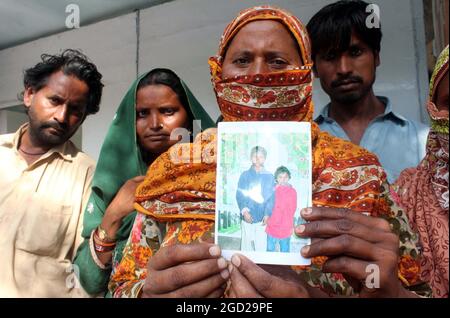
[0,0,429,161]
[0,12,137,159]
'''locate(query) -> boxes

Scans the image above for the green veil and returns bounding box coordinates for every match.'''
[74,69,214,295]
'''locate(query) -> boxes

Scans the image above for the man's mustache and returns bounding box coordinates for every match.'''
[331,76,363,88]
[40,121,68,133]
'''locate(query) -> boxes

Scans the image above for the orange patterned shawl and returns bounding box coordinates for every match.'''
[131,6,423,295]
[135,5,385,219]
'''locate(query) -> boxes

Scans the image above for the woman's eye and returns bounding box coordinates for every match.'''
[233,58,249,66]
[137,110,148,118]
[270,59,288,67]
[162,108,175,115]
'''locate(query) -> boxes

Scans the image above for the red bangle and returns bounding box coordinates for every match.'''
[93,241,115,253]
[94,231,117,247]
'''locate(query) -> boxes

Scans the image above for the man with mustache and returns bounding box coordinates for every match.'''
[309,0,429,183]
[0,49,103,297]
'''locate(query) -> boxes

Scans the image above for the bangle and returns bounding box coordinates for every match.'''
[93,242,115,253]
[89,230,112,269]
[96,224,117,243]
[93,230,117,247]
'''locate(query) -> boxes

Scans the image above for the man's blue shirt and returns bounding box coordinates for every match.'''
[315,96,429,183]
[236,166,275,223]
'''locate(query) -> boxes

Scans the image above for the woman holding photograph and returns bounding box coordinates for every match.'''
[73,68,214,297]
[265,166,297,253]
[109,5,430,298]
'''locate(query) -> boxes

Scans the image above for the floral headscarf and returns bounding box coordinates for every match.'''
[208,5,314,123]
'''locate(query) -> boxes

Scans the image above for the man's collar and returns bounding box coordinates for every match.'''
[315,96,408,124]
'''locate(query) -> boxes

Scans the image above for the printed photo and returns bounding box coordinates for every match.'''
[215,121,312,265]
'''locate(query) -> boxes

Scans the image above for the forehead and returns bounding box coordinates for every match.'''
[136,84,179,104]
[226,20,298,53]
[252,151,266,157]
[44,70,88,96]
[320,30,369,54]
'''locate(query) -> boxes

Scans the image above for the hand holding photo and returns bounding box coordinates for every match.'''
[215,121,312,266]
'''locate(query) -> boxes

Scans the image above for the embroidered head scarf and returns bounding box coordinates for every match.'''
[208,6,313,123]
[132,6,423,296]
[393,45,449,298]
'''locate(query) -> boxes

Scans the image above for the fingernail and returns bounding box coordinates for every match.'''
[228,263,233,274]
[302,208,313,216]
[231,254,241,267]
[209,245,221,257]
[301,245,310,256]
[217,257,227,269]
[220,269,230,279]
[297,224,305,234]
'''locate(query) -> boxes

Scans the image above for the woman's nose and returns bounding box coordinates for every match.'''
[248,58,270,75]
[149,113,162,130]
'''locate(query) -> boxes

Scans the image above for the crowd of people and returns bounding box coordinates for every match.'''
[0,0,447,298]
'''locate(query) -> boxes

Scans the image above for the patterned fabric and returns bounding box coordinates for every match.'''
[392,46,449,298]
[109,5,429,298]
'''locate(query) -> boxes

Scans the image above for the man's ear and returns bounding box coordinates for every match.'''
[312,64,319,78]
[23,87,34,109]
[374,51,381,67]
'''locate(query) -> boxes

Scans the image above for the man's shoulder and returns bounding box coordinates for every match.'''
[404,118,430,132]
[0,132,15,147]
[64,141,96,170]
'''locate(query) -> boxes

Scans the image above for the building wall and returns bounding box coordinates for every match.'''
[0,0,429,161]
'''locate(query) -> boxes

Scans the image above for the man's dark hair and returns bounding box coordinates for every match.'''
[274,166,291,180]
[306,0,382,62]
[137,68,195,130]
[22,49,103,115]
[250,146,267,159]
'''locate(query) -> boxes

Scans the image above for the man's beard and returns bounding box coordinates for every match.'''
[333,90,366,104]
[27,110,73,147]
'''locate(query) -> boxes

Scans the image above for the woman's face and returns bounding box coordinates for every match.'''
[135,84,189,155]
[222,20,302,79]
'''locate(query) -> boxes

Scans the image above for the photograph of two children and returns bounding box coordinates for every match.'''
[215,122,312,265]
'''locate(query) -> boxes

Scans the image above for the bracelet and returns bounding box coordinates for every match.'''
[96,224,117,243]
[93,242,115,253]
[89,230,112,269]
[93,230,117,247]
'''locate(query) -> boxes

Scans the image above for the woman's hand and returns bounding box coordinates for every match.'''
[227,254,311,298]
[101,176,145,239]
[295,207,417,298]
[142,243,229,298]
